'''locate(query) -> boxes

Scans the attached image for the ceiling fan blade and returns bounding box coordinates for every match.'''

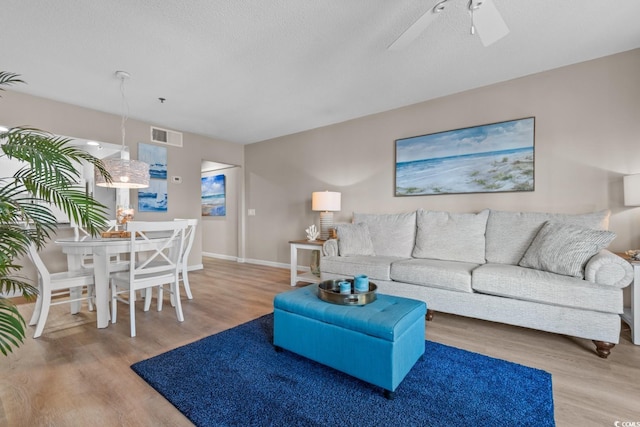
[473,0,509,47]
[388,6,443,51]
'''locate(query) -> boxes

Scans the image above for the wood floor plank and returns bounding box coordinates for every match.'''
[1,258,638,426]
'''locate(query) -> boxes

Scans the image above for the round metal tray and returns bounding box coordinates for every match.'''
[317,279,377,306]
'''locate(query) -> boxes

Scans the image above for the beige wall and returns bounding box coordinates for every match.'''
[245,48,640,265]
[1,89,244,277]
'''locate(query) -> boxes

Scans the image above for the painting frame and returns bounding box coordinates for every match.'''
[201,174,226,217]
[395,117,535,197]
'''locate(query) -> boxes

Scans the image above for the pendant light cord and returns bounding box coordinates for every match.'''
[118,73,130,150]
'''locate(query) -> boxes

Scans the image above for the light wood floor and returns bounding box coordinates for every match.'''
[1,258,638,426]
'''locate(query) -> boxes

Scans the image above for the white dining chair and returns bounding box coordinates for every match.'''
[110,220,188,337]
[27,243,96,338]
[176,218,198,300]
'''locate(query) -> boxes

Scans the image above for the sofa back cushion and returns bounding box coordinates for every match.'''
[352,211,416,258]
[412,209,489,264]
[485,209,611,265]
[335,223,375,257]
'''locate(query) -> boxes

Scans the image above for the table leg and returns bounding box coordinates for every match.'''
[290,244,297,287]
[66,254,84,314]
[93,248,110,328]
[631,269,639,344]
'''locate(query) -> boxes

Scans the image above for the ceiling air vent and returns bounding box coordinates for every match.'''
[150,126,183,147]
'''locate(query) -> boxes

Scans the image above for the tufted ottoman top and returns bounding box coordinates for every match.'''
[273,284,426,342]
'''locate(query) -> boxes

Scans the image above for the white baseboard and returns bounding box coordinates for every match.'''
[202,252,292,271]
[243,258,290,270]
[187,263,204,271]
[203,252,238,262]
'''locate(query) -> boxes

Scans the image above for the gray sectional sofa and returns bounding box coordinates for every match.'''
[320,209,633,358]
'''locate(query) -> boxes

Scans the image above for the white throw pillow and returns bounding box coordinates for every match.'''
[336,223,375,257]
[412,209,489,264]
[518,221,616,278]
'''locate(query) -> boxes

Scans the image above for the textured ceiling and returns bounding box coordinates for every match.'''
[2,0,640,144]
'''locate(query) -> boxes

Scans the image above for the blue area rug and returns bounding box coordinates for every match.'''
[131,314,555,427]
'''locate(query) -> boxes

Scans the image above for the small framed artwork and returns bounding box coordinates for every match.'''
[395,117,535,196]
[139,143,167,180]
[139,179,168,212]
[201,174,226,216]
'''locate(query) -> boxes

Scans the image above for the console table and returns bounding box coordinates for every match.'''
[289,240,324,286]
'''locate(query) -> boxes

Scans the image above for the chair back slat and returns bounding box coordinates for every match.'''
[175,218,198,267]
[125,221,188,283]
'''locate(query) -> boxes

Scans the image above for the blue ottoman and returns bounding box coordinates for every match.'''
[273,284,426,398]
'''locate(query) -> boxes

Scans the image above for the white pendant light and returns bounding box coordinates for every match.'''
[95,71,150,189]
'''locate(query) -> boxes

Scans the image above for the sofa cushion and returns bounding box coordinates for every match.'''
[412,209,489,264]
[390,259,478,293]
[335,223,375,256]
[472,263,622,314]
[352,212,416,258]
[519,222,616,278]
[485,209,610,265]
[320,255,409,281]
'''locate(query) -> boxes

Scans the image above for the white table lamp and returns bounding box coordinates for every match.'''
[312,191,341,240]
[624,174,640,206]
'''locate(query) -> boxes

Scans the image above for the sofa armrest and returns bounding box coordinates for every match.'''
[322,239,339,257]
[584,250,633,288]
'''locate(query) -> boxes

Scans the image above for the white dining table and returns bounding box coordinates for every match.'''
[55,235,167,328]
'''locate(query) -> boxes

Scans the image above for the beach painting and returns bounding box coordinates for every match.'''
[138,179,168,212]
[201,174,225,216]
[139,143,167,179]
[395,117,535,196]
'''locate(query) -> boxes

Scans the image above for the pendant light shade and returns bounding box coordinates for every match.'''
[95,70,150,189]
[95,158,150,188]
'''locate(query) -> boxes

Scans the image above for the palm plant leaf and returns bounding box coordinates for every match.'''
[0,71,112,355]
[0,72,24,93]
[0,277,38,299]
[0,300,26,355]
[1,127,110,236]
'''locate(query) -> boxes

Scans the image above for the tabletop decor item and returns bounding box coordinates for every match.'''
[317,279,377,305]
[338,280,351,294]
[116,205,135,226]
[305,224,319,241]
[354,274,369,292]
[625,249,640,261]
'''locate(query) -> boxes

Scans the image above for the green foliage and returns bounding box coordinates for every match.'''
[0,71,111,355]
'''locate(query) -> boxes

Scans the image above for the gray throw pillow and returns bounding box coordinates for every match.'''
[412,209,489,264]
[518,221,616,278]
[336,223,375,257]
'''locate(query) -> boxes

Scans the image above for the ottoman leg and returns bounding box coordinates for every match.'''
[273,345,283,353]
[383,389,395,400]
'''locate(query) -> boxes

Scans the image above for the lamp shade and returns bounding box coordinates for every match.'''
[624,174,640,206]
[312,191,341,212]
[95,158,150,189]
